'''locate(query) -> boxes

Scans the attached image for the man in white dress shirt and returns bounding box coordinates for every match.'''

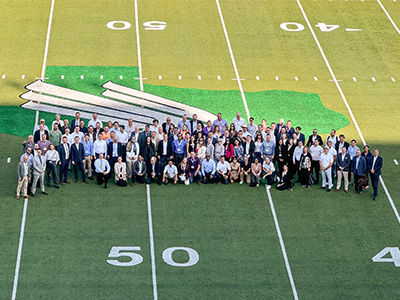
[88,112,103,129]
[232,112,246,132]
[94,153,110,189]
[163,159,178,185]
[93,133,107,159]
[319,147,334,191]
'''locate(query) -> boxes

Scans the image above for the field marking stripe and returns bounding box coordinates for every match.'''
[377,0,400,37]
[11,198,28,300]
[146,185,158,300]
[134,0,144,92]
[296,0,400,226]
[35,0,55,127]
[266,186,299,300]
[215,0,250,120]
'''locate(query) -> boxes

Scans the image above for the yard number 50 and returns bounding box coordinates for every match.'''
[107,246,199,267]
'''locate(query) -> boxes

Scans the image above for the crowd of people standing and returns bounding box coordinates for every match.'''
[16,111,383,201]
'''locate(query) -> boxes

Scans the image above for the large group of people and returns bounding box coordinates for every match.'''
[16,111,383,201]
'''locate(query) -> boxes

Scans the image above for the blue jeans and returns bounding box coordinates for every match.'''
[189,172,202,183]
[216,173,229,184]
[203,172,215,184]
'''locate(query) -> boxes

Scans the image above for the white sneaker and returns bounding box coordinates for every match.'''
[239,181,243,184]
[256,184,259,187]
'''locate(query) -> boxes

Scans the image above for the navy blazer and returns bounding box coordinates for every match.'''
[336,152,351,171]
[57,143,70,164]
[157,140,172,157]
[368,156,383,175]
[306,134,323,147]
[71,143,85,163]
[107,142,123,158]
[351,156,367,175]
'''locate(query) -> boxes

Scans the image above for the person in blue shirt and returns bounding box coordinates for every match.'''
[83,134,94,180]
[351,149,366,194]
[94,153,110,189]
[172,133,187,166]
[201,154,216,184]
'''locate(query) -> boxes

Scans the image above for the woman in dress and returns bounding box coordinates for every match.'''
[253,134,263,162]
[230,157,241,183]
[286,139,296,179]
[274,139,288,175]
[225,138,234,162]
[233,139,244,163]
[187,135,196,157]
[197,140,207,162]
[299,146,312,188]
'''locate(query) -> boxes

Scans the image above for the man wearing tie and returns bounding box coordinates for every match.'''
[157,133,172,169]
[31,149,48,197]
[351,149,366,194]
[94,153,110,188]
[57,136,71,185]
[368,149,383,200]
[71,136,88,183]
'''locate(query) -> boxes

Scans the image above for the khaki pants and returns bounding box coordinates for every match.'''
[337,170,349,191]
[16,175,28,197]
[126,160,134,178]
[84,156,92,177]
[32,173,45,195]
[240,172,251,184]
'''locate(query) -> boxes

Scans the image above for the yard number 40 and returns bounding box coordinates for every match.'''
[280,22,339,32]
[106,246,199,267]
[372,247,400,267]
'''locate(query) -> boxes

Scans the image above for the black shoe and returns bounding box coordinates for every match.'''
[373,196,377,201]
[83,180,89,184]
[42,192,48,195]
[75,180,78,183]
[55,186,60,189]
[326,188,332,192]
[31,194,35,197]
[104,185,108,189]
[318,186,325,189]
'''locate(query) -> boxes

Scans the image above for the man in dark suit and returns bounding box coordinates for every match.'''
[351,149,366,194]
[189,114,203,134]
[138,125,151,149]
[71,136,88,183]
[335,134,349,152]
[34,124,49,143]
[295,126,305,145]
[132,155,147,185]
[243,135,255,158]
[70,112,81,129]
[146,157,162,184]
[306,129,323,147]
[57,136,71,185]
[368,149,383,200]
[107,136,123,171]
[162,117,174,134]
[157,133,172,169]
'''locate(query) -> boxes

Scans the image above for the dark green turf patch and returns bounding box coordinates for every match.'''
[1,66,349,137]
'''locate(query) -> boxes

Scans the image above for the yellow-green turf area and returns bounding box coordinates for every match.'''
[1,0,400,299]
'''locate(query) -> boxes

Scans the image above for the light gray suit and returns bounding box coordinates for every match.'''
[32,155,46,194]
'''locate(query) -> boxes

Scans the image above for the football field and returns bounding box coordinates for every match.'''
[1,0,400,299]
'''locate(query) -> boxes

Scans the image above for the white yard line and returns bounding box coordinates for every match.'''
[11,198,28,300]
[265,186,299,300]
[377,0,400,37]
[35,0,55,126]
[146,185,158,300]
[297,0,400,225]
[215,0,250,120]
[134,0,144,92]
[135,2,157,298]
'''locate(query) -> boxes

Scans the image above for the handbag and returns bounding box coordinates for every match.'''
[358,175,368,187]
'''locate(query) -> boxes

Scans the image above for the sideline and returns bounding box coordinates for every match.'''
[377,0,400,37]
[146,185,158,300]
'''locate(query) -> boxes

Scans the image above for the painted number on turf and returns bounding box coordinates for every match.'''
[372,247,400,267]
[106,246,199,267]
[280,22,339,32]
[107,21,132,30]
[106,246,143,266]
[143,21,167,31]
